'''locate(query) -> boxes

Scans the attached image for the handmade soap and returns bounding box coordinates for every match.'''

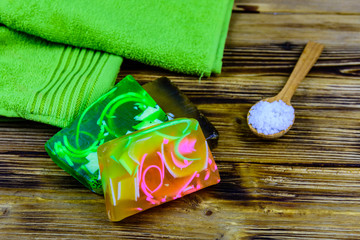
[143,77,219,149]
[98,118,220,222]
[45,75,168,194]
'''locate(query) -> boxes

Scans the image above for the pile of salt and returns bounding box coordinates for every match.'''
[248,100,295,135]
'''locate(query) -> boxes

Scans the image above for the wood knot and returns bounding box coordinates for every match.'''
[205,210,213,216]
[235,117,242,125]
[2,208,10,217]
[280,41,295,51]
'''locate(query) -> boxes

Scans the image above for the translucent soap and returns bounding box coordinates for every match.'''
[45,75,168,194]
[143,77,219,149]
[97,118,220,222]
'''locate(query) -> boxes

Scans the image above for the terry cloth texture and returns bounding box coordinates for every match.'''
[0,0,234,76]
[0,26,123,127]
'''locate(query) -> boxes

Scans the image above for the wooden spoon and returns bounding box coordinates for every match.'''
[247,41,324,139]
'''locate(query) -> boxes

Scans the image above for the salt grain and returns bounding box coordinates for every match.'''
[248,100,295,135]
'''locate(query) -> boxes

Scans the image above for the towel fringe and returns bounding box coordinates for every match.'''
[198,72,204,83]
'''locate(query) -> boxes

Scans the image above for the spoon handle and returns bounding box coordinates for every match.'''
[277,41,324,104]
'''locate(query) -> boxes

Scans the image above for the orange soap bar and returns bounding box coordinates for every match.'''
[97,118,220,221]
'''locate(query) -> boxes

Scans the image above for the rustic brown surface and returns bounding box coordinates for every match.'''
[1,1,360,239]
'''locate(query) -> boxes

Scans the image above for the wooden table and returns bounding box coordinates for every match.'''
[1,1,360,239]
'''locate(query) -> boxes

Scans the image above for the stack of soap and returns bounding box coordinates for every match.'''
[45,75,221,221]
[97,118,220,221]
[45,75,168,194]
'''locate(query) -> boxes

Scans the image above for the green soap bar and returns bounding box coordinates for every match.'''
[45,75,168,194]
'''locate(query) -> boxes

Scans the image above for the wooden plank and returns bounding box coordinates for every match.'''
[227,13,360,47]
[234,0,360,14]
[2,162,360,239]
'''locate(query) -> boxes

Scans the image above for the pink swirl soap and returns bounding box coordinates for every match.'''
[97,118,220,221]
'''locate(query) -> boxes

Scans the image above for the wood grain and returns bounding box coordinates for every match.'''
[227,13,360,47]
[234,0,360,14]
[1,1,360,239]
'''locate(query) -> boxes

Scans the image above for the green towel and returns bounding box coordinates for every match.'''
[0,0,233,76]
[0,26,122,127]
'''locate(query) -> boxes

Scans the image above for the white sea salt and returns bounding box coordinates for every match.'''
[248,100,295,135]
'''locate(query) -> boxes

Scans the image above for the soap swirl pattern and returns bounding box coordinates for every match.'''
[99,118,220,221]
[48,86,167,193]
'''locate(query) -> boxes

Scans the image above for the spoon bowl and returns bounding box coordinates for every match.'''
[247,98,295,139]
[247,41,324,139]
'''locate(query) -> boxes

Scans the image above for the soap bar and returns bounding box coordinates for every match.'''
[143,77,219,149]
[45,75,168,194]
[98,118,220,222]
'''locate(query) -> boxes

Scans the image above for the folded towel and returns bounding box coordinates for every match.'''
[0,26,122,127]
[0,0,234,76]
